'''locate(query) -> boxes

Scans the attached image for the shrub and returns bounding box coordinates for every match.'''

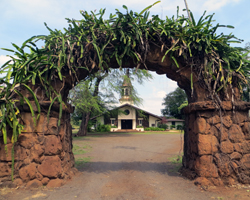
[158,123,168,130]
[145,127,165,131]
[136,125,144,128]
[111,125,117,128]
[96,124,111,132]
[170,125,176,129]
[176,125,183,130]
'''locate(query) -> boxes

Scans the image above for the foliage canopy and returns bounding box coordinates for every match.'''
[161,87,187,119]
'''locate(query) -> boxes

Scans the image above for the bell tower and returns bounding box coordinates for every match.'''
[119,69,134,105]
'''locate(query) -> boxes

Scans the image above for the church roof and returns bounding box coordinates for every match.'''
[122,78,132,87]
[118,103,162,120]
[122,69,132,87]
[91,103,162,120]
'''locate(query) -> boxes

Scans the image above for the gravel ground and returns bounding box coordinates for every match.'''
[2,133,250,200]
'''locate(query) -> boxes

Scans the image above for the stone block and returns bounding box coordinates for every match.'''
[220,140,234,154]
[41,177,50,185]
[199,111,214,118]
[222,115,233,128]
[21,113,35,133]
[239,173,250,184]
[31,144,45,163]
[38,156,62,178]
[230,152,242,160]
[194,177,212,186]
[13,178,23,186]
[197,134,218,155]
[44,135,62,155]
[45,118,59,135]
[208,115,221,125]
[18,133,37,149]
[195,155,218,178]
[241,141,250,154]
[214,153,233,176]
[36,172,43,181]
[242,122,250,140]
[232,111,247,124]
[215,124,229,141]
[0,163,11,177]
[0,144,26,162]
[209,178,224,186]
[194,117,207,134]
[47,178,64,188]
[234,143,242,153]
[19,163,37,181]
[217,125,226,140]
[26,179,42,188]
[241,154,250,169]
[229,124,245,143]
[36,114,48,133]
[59,125,66,140]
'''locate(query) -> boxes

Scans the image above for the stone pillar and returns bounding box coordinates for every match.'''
[0,102,77,188]
[181,101,250,186]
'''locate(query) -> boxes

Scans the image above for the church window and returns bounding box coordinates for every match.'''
[125,88,129,95]
[110,118,115,126]
[124,109,130,115]
[139,120,142,126]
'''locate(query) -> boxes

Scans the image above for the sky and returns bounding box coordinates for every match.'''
[1,0,250,116]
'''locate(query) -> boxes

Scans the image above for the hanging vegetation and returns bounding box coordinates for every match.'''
[0,1,250,165]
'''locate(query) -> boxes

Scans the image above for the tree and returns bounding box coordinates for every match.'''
[69,72,109,136]
[161,87,187,119]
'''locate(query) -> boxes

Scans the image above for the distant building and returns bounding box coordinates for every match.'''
[165,118,184,128]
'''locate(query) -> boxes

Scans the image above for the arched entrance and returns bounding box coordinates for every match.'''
[1,4,250,187]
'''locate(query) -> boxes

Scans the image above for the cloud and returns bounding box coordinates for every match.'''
[156,90,166,98]
[0,55,11,66]
[202,0,241,12]
[1,0,242,34]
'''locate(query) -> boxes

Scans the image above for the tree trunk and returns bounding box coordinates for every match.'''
[77,111,91,136]
[77,73,108,136]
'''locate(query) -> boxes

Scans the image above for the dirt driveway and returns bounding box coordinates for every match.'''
[2,133,250,200]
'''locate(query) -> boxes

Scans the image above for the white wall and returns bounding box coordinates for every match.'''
[166,121,184,128]
[149,116,160,127]
[118,119,121,129]
[118,106,136,120]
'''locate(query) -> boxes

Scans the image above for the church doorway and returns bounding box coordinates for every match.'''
[121,120,132,129]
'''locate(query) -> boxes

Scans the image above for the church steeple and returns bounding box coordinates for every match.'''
[119,69,134,105]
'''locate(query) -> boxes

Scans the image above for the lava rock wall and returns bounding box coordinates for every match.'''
[181,101,250,186]
[0,110,77,188]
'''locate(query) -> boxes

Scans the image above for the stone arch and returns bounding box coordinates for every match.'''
[1,5,250,188]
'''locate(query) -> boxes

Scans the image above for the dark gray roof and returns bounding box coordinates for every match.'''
[119,103,162,120]
[166,118,184,122]
[91,103,162,120]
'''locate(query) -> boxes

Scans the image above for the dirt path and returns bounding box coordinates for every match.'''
[2,133,250,200]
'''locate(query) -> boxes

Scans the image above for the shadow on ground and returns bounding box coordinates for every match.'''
[77,160,182,177]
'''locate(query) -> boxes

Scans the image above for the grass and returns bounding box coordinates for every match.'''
[75,157,92,168]
[72,138,92,169]
[167,154,183,173]
[169,154,183,164]
[73,144,91,155]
